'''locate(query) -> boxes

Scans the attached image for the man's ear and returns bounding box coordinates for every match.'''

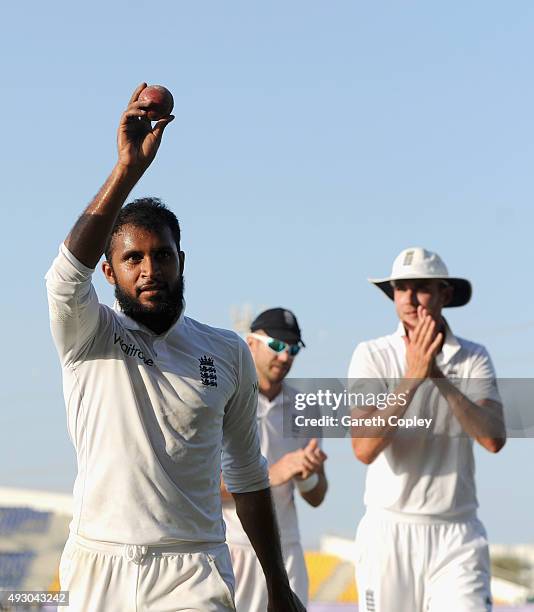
[179,250,186,275]
[246,335,255,350]
[102,261,116,286]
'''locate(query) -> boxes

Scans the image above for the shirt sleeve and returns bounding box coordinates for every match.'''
[45,243,101,367]
[221,337,269,493]
[462,345,502,405]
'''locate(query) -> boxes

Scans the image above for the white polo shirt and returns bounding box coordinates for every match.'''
[223,384,315,546]
[46,244,269,545]
[348,322,501,520]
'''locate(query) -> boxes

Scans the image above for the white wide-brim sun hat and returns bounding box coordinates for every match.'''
[368,247,472,308]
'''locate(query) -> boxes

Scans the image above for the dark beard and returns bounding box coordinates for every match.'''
[115,275,185,334]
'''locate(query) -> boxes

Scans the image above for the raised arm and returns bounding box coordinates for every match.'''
[46,84,174,366]
[65,83,174,267]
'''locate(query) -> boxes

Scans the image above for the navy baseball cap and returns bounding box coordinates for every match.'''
[250,308,305,346]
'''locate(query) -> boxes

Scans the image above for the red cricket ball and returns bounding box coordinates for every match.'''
[138,85,174,120]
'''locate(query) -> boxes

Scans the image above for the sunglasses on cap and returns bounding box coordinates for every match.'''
[249,333,302,357]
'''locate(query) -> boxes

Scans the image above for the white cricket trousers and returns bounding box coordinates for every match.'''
[228,541,308,611]
[59,534,236,612]
[355,511,492,612]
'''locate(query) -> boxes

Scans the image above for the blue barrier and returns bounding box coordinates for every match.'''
[0,551,35,589]
[0,508,50,535]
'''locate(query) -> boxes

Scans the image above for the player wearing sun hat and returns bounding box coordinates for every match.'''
[349,247,506,612]
[222,308,328,612]
[368,247,472,307]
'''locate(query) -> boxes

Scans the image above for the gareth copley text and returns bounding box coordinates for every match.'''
[294,414,433,430]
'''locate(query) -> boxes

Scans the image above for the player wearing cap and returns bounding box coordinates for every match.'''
[349,247,506,612]
[222,308,328,611]
[45,85,305,612]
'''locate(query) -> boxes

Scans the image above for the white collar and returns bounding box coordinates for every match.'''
[258,384,285,414]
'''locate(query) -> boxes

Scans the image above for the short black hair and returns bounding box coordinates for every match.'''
[105,198,181,261]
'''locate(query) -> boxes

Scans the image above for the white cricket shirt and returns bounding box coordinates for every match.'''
[348,322,501,520]
[223,384,317,546]
[46,244,268,545]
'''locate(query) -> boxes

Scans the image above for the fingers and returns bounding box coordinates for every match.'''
[306,438,318,452]
[304,439,327,462]
[316,449,328,462]
[129,82,147,105]
[410,314,428,347]
[302,454,320,470]
[152,115,175,141]
[420,316,436,350]
[411,306,426,343]
[302,456,316,473]
[126,100,154,113]
[427,331,443,358]
[122,108,149,121]
[412,311,438,353]
[302,445,326,472]
[416,305,424,324]
[291,449,311,480]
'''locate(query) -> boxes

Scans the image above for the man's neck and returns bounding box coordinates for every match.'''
[259,379,282,402]
[132,312,177,335]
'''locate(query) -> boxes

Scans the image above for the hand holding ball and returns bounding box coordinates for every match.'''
[139,85,174,120]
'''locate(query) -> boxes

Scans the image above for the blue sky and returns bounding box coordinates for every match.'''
[1,1,534,546]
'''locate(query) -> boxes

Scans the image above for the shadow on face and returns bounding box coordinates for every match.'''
[102,223,186,332]
[247,330,295,385]
[393,279,453,329]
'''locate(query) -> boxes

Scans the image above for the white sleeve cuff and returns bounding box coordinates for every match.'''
[60,243,96,274]
[222,455,269,494]
[295,473,319,493]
